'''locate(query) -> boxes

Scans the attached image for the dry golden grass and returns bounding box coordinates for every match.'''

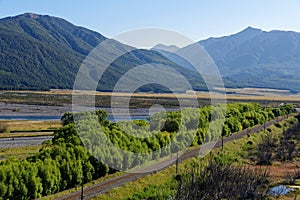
[3,89,300,101]
[0,145,41,160]
[0,120,61,133]
[0,132,54,138]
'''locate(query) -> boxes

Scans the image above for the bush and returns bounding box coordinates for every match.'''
[128,183,175,200]
[0,122,8,133]
[274,123,282,128]
[176,159,270,199]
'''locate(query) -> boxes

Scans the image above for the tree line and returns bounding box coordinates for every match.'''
[0,103,294,199]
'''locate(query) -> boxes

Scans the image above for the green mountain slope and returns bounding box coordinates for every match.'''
[0,13,207,92]
[0,13,107,90]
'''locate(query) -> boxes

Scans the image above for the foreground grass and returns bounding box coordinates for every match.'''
[90,160,195,200]
[38,171,126,200]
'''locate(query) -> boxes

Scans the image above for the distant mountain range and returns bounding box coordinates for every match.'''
[200,26,300,91]
[1,13,300,92]
[154,26,300,92]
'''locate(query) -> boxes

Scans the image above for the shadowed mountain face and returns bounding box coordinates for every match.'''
[0,13,206,92]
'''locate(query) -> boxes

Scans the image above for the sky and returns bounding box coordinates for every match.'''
[1,0,300,42]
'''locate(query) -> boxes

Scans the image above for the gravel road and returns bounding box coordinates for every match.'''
[0,136,53,149]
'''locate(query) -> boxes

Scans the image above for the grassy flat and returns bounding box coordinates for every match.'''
[0,120,61,134]
[0,145,41,160]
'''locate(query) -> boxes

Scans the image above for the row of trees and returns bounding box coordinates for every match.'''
[0,124,109,199]
[0,103,294,199]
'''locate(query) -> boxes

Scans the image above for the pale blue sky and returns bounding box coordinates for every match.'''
[1,0,300,41]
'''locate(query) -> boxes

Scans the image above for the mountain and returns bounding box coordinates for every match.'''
[0,13,206,92]
[0,13,105,90]
[197,27,300,91]
[151,44,197,72]
[1,13,300,92]
[157,26,300,91]
[152,44,180,52]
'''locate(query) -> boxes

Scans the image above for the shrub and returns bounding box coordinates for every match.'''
[274,123,282,128]
[0,122,8,133]
[176,159,270,199]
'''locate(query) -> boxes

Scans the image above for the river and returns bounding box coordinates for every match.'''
[0,115,149,121]
[0,103,179,121]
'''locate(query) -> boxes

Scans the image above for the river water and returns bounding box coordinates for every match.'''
[0,115,149,121]
[0,103,180,121]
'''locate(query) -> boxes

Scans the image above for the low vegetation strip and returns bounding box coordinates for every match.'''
[0,120,61,134]
[0,145,41,160]
[1,90,300,110]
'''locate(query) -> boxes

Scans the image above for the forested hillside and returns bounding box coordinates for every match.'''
[0,13,105,90]
[0,13,206,92]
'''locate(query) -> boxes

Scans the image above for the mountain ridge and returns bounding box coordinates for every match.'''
[1,13,300,92]
[161,26,300,91]
[0,13,107,90]
[197,26,300,90]
[0,13,207,92]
